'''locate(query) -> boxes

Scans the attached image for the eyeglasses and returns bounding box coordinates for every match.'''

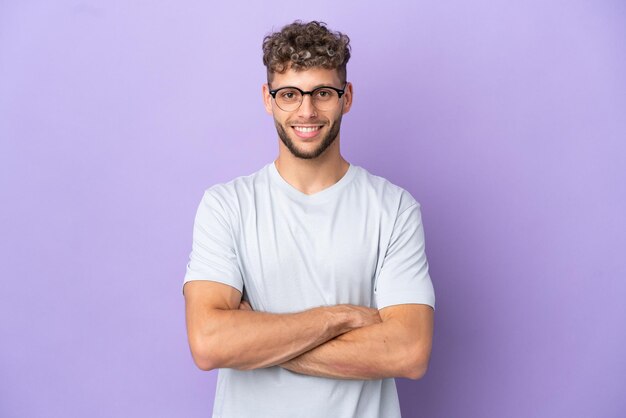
[268,84,347,112]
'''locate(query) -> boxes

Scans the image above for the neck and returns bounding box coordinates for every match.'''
[274,140,349,196]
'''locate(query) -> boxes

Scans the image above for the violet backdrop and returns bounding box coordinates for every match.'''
[1,1,625,417]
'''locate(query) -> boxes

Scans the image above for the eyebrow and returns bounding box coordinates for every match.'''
[270,83,342,90]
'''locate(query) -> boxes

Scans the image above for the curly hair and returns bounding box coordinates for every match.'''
[262,20,351,84]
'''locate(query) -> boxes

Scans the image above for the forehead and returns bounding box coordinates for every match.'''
[270,67,342,89]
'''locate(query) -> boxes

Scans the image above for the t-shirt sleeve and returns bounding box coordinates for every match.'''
[374,202,436,310]
[182,189,244,295]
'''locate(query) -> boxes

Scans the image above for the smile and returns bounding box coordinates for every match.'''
[293,126,322,133]
[291,125,324,139]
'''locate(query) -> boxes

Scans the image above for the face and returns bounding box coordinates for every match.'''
[263,66,353,160]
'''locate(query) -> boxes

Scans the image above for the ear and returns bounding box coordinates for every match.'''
[262,83,273,115]
[341,82,353,115]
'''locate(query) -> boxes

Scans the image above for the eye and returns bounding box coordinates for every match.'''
[314,88,335,100]
[278,89,300,102]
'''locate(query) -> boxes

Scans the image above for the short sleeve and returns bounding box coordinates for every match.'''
[374,202,435,310]
[182,189,244,295]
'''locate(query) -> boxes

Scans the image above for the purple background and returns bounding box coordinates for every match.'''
[1,0,625,417]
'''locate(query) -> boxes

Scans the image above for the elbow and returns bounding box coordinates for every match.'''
[194,360,214,372]
[401,345,431,380]
[192,349,255,372]
[186,308,238,371]
[404,361,429,380]
[189,334,254,372]
[192,353,217,372]
[189,335,223,371]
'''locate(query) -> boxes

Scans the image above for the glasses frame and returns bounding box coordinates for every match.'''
[268,83,347,112]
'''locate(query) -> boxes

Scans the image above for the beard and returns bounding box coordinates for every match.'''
[274,115,342,160]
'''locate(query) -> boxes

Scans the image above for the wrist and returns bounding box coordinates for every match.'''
[323,305,357,336]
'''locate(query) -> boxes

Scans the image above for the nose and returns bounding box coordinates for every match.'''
[297,93,318,118]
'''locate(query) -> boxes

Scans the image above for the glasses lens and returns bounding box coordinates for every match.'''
[275,88,302,111]
[311,88,339,111]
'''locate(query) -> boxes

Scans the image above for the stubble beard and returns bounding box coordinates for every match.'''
[274,116,342,160]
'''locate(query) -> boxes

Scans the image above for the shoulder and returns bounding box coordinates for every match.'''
[196,164,270,224]
[202,163,270,204]
[352,165,420,215]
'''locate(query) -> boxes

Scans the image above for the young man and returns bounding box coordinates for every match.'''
[182,20,435,418]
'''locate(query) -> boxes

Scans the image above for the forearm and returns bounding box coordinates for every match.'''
[279,323,401,379]
[280,313,429,380]
[191,305,366,371]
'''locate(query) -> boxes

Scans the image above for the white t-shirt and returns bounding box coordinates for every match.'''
[183,161,435,418]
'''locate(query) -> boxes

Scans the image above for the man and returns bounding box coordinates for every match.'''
[182,20,435,418]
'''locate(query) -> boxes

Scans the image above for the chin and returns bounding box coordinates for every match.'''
[276,120,339,160]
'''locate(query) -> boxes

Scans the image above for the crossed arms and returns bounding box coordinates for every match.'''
[183,280,434,380]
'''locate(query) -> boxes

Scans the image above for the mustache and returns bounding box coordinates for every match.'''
[287,119,327,126]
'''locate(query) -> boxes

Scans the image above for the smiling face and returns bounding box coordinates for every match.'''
[263,66,353,160]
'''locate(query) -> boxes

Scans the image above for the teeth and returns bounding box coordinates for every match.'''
[294,126,321,133]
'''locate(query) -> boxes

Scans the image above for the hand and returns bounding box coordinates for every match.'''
[336,304,382,330]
